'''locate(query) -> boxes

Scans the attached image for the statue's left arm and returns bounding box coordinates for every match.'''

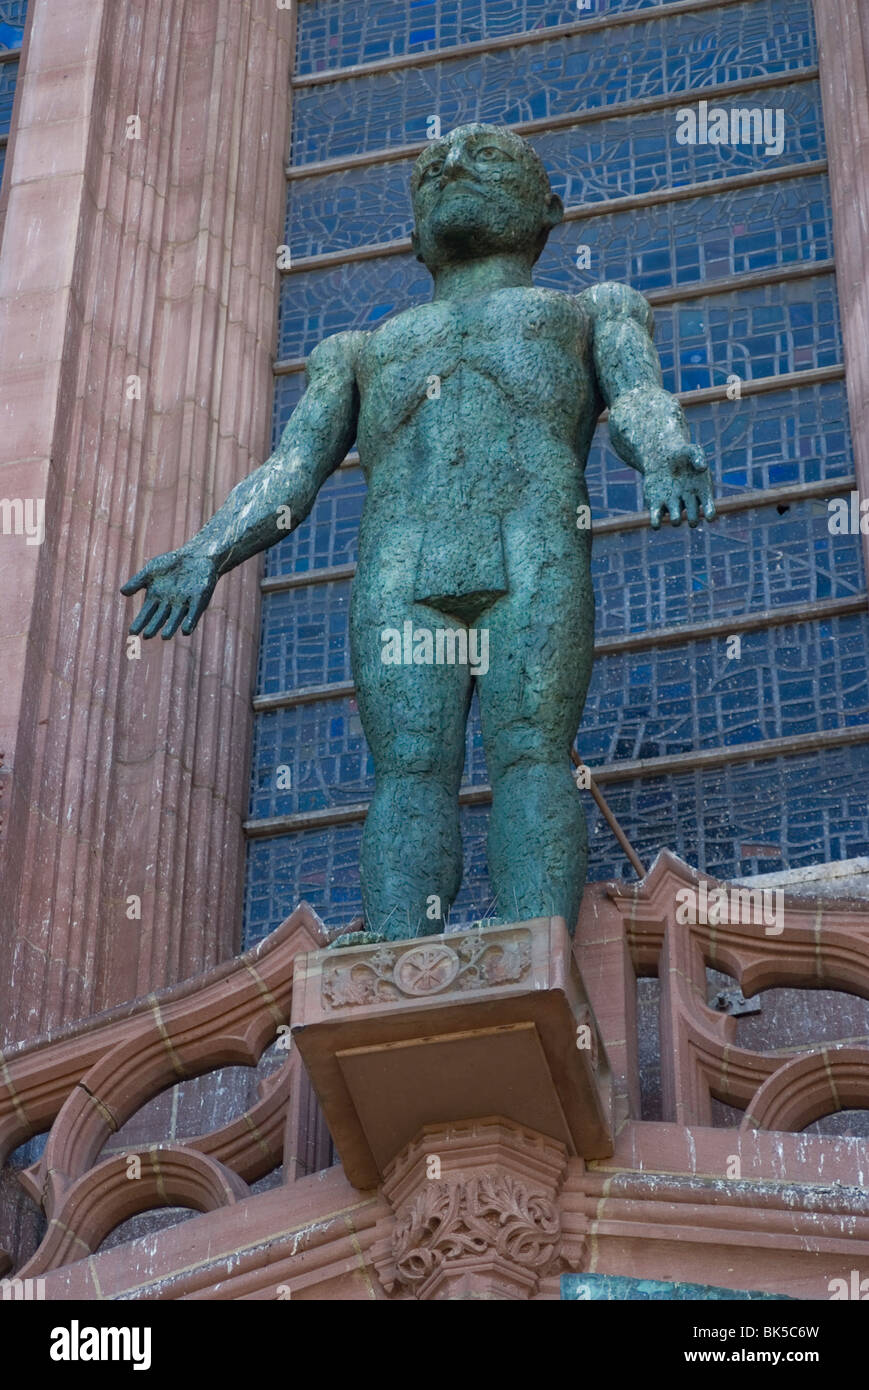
[578,282,716,529]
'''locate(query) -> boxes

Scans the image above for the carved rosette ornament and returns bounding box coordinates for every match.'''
[322,929,533,1009]
[391,1173,560,1300]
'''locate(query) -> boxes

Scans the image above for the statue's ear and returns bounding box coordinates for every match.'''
[532,192,565,263]
[544,192,564,230]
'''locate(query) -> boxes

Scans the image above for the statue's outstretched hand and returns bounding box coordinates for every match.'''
[643,442,716,529]
[121,545,219,639]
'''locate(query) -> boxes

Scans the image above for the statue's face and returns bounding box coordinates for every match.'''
[410,124,563,270]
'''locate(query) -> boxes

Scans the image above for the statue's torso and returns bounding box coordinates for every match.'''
[353,287,600,621]
[356,287,597,487]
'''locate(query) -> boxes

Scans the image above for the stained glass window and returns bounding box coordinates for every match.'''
[244,0,869,943]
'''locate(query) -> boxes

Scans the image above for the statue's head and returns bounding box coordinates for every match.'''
[410,123,564,272]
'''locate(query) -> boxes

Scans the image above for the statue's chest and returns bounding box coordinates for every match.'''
[358,293,588,429]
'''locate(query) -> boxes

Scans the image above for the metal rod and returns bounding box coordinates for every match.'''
[570,747,647,878]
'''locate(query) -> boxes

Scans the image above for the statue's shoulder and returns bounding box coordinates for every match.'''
[576,280,654,334]
[305,329,369,382]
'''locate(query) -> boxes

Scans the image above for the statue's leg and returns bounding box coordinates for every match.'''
[351,590,474,941]
[477,529,594,932]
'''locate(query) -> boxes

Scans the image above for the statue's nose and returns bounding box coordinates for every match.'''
[441,144,471,180]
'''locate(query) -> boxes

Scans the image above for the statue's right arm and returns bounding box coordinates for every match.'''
[121,330,365,639]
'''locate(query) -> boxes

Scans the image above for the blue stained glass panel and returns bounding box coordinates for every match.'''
[291,0,817,165]
[267,381,854,575]
[257,580,354,694]
[590,505,865,639]
[286,82,825,259]
[243,742,869,942]
[0,56,19,135]
[248,611,869,820]
[0,0,26,53]
[276,255,432,362]
[256,502,866,695]
[276,261,841,389]
[581,614,869,763]
[547,176,834,294]
[245,823,363,937]
[264,465,367,576]
[585,380,854,513]
[272,373,307,443]
[295,0,696,76]
[533,82,825,208]
[654,275,841,393]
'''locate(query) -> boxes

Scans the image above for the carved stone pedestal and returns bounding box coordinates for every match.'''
[372,1118,584,1300]
[290,917,613,1188]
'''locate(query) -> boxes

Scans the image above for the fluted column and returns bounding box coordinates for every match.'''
[0,0,293,1042]
[814,0,869,586]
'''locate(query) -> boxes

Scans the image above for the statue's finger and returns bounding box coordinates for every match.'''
[667,491,683,526]
[670,444,696,468]
[161,602,190,640]
[120,567,150,596]
[696,474,717,520]
[689,444,708,473]
[684,492,700,526]
[689,467,713,507]
[181,587,212,636]
[649,503,663,530]
[129,597,160,636]
[142,601,172,640]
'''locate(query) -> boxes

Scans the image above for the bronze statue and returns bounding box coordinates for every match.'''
[122,124,715,943]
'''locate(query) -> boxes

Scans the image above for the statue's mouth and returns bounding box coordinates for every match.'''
[437,178,486,198]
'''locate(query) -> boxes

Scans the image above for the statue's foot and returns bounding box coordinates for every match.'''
[327,929,387,950]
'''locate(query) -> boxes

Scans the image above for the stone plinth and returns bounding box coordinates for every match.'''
[290,918,613,1189]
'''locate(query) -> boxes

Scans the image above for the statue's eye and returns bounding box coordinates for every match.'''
[421,160,444,181]
[476,146,505,161]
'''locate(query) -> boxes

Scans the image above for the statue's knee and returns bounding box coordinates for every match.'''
[488,723,562,777]
[383,730,445,778]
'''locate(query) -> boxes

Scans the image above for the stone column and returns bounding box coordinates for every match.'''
[0,0,293,1043]
[814,0,869,585]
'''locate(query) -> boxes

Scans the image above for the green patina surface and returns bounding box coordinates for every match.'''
[561,1274,795,1301]
[122,125,715,944]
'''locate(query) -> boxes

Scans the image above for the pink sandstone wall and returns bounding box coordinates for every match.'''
[0,0,293,1044]
[814,0,869,585]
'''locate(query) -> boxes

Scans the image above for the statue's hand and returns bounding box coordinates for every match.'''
[643,441,716,530]
[121,545,219,639]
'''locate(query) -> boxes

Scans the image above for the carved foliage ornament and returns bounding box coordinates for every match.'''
[391,1174,560,1291]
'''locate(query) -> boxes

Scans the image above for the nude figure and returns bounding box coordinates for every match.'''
[122,124,715,943]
